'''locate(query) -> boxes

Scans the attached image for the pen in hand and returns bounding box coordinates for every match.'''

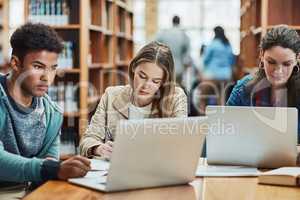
[89,169,107,172]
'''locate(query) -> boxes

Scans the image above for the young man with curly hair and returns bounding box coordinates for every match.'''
[0,23,91,199]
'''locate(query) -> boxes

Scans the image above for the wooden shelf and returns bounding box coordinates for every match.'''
[103,29,114,36]
[239,0,300,70]
[89,25,105,32]
[116,32,133,41]
[116,32,126,38]
[52,25,81,30]
[88,63,102,69]
[116,0,127,9]
[126,36,133,41]
[116,61,129,66]
[0,0,9,75]
[116,0,133,13]
[88,95,101,105]
[252,27,263,35]
[64,112,80,118]
[57,68,81,74]
[88,25,113,35]
[88,63,114,69]
[240,0,252,15]
[24,0,134,142]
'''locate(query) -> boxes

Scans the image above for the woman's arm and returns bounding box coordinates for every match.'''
[80,91,108,157]
[0,140,44,183]
[226,75,252,106]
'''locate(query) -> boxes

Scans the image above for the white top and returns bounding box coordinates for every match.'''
[129,103,152,119]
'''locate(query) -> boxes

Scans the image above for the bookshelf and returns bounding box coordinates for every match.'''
[240,0,300,71]
[24,0,134,149]
[0,0,9,74]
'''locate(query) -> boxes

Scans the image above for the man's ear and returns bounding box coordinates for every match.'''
[10,55,21,72]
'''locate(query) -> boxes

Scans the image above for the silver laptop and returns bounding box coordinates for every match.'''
[206,106,298,168]
[69,117,206,192]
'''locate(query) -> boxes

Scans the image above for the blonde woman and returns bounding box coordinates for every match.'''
[80,41,187,159]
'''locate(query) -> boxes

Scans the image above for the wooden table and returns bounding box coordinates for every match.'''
[23,155,300,200]
[23,176,300,200]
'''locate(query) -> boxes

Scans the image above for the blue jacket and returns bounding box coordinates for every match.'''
[203,39,234,80]
[227,75,300,142]
[0,77,63,183]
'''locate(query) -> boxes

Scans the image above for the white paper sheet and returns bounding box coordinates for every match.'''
[196,165,260,177]
[90,159,110,171]
[68,171,108,185]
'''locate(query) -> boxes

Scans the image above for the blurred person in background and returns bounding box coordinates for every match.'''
[199,26,235,114]
[156,15,191,86]
[202,26,234,81]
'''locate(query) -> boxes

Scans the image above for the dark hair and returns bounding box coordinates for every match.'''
[10,23,63,62]
[245,25,300,106]
[129,41,176,117]
[214,26,230,45]
[172,15,180,26]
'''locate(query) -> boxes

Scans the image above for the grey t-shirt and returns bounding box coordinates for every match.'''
[0,76,47,158]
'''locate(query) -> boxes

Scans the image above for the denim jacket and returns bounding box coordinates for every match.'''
[227,74,300,142]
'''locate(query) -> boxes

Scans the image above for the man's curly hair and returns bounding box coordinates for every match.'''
[10,23,63,61]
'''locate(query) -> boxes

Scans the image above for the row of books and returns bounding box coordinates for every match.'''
[48,83,78,113]
[116,40,127,61]
[60,127,78,155]
[58,41,74,69]
[28,0,70,25]
[117,9,126,33]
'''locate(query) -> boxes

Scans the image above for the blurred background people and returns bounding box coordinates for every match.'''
[198,26,235,114]
[202,26,234,81]
[156,15,191,86]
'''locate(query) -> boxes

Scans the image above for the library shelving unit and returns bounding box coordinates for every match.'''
[24,0,134,148]
[0,0,9,74]
[240,0,300,71]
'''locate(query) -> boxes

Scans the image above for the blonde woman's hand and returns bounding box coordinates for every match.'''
[94,141,114,160]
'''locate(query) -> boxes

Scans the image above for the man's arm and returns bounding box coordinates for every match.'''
[0,141,44,183]
[45,131,60,160]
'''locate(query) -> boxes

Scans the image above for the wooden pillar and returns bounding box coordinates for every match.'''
[2,0,9,60]
[145,0,158,40]
[261,0,269,35]
[79,0,90,136]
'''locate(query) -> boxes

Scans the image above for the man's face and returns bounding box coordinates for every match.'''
[14,50,58,97]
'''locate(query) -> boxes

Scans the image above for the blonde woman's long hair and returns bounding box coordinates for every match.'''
[128,41,176,117]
